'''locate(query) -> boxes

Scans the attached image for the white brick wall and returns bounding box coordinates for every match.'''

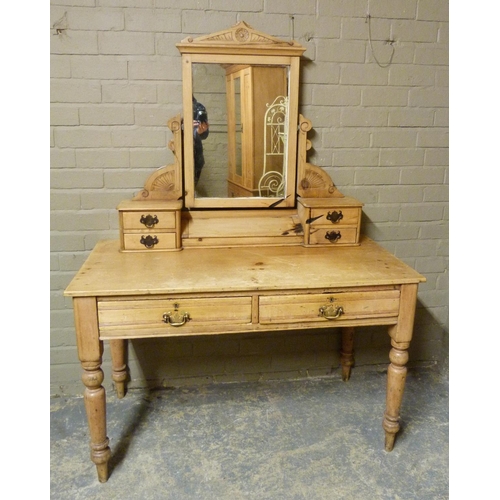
[50,0,449,395]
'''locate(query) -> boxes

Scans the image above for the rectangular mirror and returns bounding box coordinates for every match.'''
[191,63,290,201]
[178,24,304,209]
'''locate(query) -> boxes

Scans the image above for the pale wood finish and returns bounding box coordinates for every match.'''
[226,65,287,197]
[178,22,303,209]
[73,297,110,483]
[65,238,423,298]
[383,283,419,451]
[340,327,355,381]
[297,115,345,199]
[66,23,426,483]
[118,200,183,252]
[109,339,127,399]
[132,115,183,201]
[175,21,305,57]
[65,237,424,482]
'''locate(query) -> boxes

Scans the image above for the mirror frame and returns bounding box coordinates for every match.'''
[177,22,305,209]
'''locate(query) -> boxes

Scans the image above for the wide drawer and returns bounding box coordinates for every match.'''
[259,290,400,324]
[123,232,177,251]
[98,296,252,336]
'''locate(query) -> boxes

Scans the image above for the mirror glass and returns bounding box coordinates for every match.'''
[191,63,290,200]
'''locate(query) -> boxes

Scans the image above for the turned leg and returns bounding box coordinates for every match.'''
[82,361,111,482]
[73,297,111,482]
[383,283,418,451]
[340,327,355,381]
[383,339,410,451]
[110,339,128,399]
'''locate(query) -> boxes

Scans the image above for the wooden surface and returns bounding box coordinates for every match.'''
[65,237,426,482]
[65,236,424,298]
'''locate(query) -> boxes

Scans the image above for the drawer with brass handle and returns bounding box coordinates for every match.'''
[122,233,177,251]
[259,290,400,325]
[118,200,182,252]
[308,227,359,246]
[297,197,363,247]
[122,211,176,230]
[98,296,252,338]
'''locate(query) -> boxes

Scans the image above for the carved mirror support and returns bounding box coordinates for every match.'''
[120,22,364,252]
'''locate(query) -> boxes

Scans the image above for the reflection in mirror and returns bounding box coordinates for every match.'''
[192,63,289,199]
[192,63,228,198]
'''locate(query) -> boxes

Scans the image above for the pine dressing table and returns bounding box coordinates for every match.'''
[64,23,425,483]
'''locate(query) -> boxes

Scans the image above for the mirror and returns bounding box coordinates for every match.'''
[177,22,305,209]
[191,63,290,199]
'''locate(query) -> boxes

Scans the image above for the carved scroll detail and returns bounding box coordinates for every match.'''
[132,114,183,201]
[296,115,344,199]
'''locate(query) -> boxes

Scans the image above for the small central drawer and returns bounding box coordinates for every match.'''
[259,290,400,325]
[98,296,252,337]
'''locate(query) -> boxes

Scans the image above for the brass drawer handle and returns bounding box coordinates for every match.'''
[140,214,159,228]
[319,305,344,320]
[140,235,159,248]
[325,230,341,242]
[326,210,343,223]
[163,310,191,327]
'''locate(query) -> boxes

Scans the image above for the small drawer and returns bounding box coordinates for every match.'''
[118,200,183,252]
[297,197,363,247]
[308,227,359,246]
[98,296,253,337]
[123,233,177,251]
[309,207,360,226]
[122,211,176,231]
[259,290,400,325]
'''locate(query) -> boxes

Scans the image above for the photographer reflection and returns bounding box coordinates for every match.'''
[192,95,210,186]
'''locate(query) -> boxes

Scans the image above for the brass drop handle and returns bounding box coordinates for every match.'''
[140,214,159,228]
[319,305,344,320]
[325,230,341,242]
[163,304,191,327]
[140,235,159,248]
[326,210,343,223]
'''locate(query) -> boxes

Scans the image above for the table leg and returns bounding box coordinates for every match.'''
[73,297,111,482]
[383,339,409,451]
[340,327,355,381]
[82,361,111,482]
[383,283,418,451]
[110,339,127,399]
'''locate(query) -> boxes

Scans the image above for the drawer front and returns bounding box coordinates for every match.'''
[309,207,360,226]
[259,291,400,325]
[123,233,177,251]
[308,227,358,245]
[122,211,176,231]
[98,296,252,336]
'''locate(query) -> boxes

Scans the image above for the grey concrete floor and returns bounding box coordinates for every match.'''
[50,366,448,499]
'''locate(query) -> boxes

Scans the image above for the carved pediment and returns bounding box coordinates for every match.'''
[177,21,305,56]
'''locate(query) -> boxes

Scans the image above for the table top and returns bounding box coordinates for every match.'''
[64,237,425,298]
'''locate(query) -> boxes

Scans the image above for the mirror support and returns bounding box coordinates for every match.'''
[119,22,364,251]
[177,21,305,209]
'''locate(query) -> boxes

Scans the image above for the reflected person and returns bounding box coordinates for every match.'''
[193,95,209,186]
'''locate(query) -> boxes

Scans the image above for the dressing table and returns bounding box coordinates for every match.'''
[64,23,425,483]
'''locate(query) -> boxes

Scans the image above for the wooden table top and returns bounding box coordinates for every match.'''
[64,237,425,297]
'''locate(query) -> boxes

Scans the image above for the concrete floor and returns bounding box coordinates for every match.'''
[50,366,448,499]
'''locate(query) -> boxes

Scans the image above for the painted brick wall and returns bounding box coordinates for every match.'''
[50,0,449,396]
